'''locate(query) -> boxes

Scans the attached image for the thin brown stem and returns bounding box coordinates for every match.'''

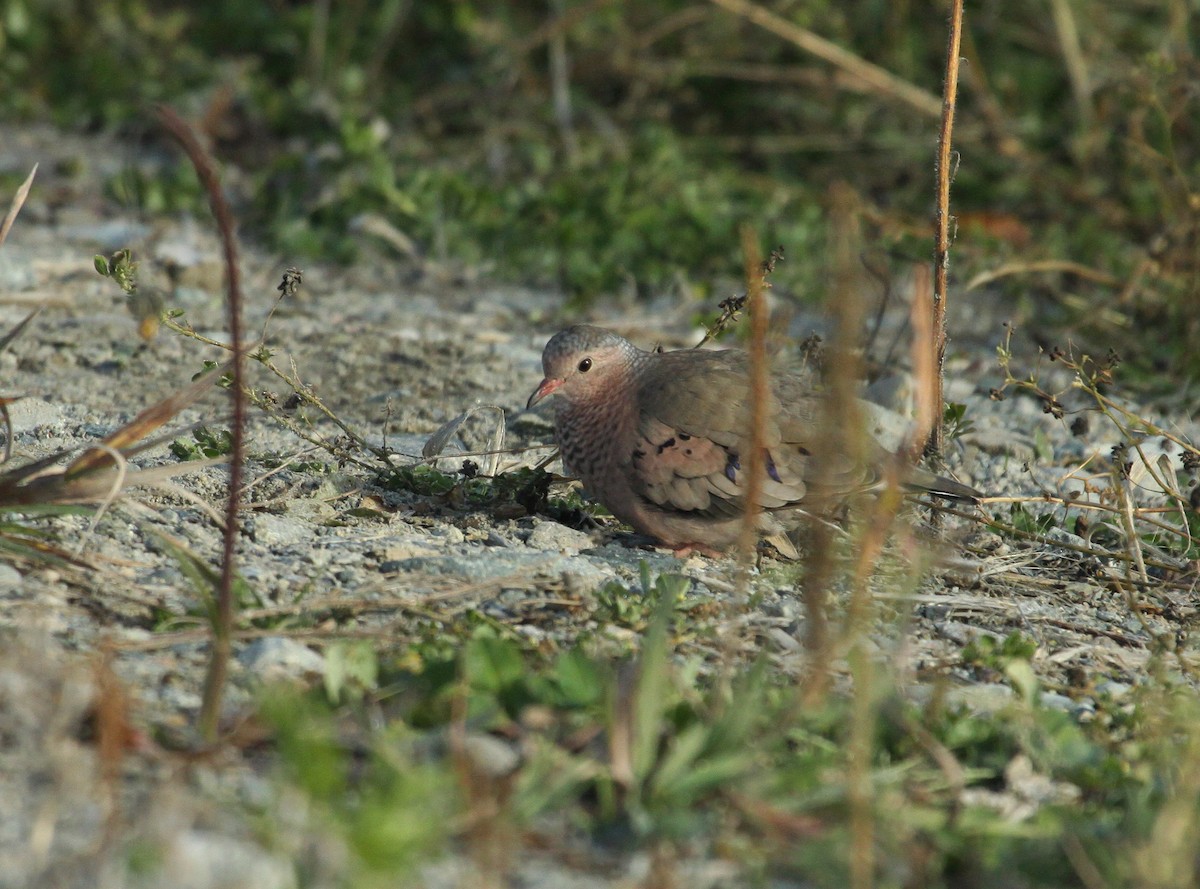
[930,0,964,457]
[161,315,393,466]
[802,183,865,705]
[156,105,246,743]
[911,263,937,455]
[707,0,942,118]
[737,226,769,571]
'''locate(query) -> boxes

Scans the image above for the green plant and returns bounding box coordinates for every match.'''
[152,532,267,624]
[260,688,453,882]
[993,331,1200,585]
[170,427,234,460]
[943,402,976,441]
[961,631,1038,678]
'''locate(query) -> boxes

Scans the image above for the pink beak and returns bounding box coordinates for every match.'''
[526,377,563,409]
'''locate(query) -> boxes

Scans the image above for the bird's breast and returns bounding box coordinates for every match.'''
[555,400,632,497]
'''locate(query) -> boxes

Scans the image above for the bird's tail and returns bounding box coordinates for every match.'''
[905,467,982,503]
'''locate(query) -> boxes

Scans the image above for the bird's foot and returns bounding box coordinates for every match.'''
[670,542,724,559]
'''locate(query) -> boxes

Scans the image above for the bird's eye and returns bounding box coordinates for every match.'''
[577,358,593,373]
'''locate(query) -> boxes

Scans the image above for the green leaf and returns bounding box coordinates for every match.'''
[631,578,675,783]
[259,689,346,800]
[662,750,756,802]
[464,632,525,695]
[552,649,603,708]
[649,722,710,797]
[325,640,380,703]
[1005,659,1039,705]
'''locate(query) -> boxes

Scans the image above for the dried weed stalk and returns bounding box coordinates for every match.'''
[707,0,942,118]
[156,104,248,742]
[992,327,1200,596]
[736,226,770,568]
[0,164,36,247]
[0,165,40,463]
[821,182,877,889]
[695,245,783,349]
[801,184,868,703]
[929,0,964,457]
[1,165,226,569]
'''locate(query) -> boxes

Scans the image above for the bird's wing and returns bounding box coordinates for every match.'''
[627,350,811,516]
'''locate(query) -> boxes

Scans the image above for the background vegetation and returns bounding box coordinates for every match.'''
[2,0,1196,363]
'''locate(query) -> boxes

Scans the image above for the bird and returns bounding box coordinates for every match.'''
[526,325,979,556]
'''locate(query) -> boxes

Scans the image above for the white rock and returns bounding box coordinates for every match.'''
[237,637,325,683]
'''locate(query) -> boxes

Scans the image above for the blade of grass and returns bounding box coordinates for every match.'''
[65,364,229,477]
[0,164,37,248]
[0,307,43,356]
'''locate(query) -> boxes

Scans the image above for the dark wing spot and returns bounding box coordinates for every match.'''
[631,447,646,464]
[725,452,740,483]
[655,437,677,455]
[678,432,691,441]
[684,449,693,456]
[765,451,781,483]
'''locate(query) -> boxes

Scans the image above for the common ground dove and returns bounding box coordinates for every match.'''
[526,325,979,555]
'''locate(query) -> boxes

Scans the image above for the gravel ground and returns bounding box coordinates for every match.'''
[1,123,1197,888]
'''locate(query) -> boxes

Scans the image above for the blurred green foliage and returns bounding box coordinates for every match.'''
[247,567,1200,887]
[2,0,1197,354]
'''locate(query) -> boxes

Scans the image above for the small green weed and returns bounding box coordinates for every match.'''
[595,567,692,631]
[106,159,204,216]
[961,631,1038,678]
[380,463,603,528]
[943,401,976,441]
[260,688,453,883]
[170,427,234,461]
[324,640,380,704]
[152,532,267,627]
[247,568,1200,886]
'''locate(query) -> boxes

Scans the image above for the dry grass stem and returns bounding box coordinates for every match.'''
[73,445,127,553]
[823,186,876,889]
[1113,473,1149,585]
[0,164,37,248]
[0,168,43,465]
[910,263,938,455]
[238,444,326,498]
[800,185,867,704]
[157,104,247,743]
[0,307,42,356]
[965,259,1121,292]
[929,0,964,456]
[111,563,568,652]
[801,182,888,887]
[737,225,769,569]
[941,502,1193,587]
[707,0,942,118]
[1049,0,1093,136]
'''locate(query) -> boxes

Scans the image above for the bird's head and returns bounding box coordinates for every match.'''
[526,325,639,409]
